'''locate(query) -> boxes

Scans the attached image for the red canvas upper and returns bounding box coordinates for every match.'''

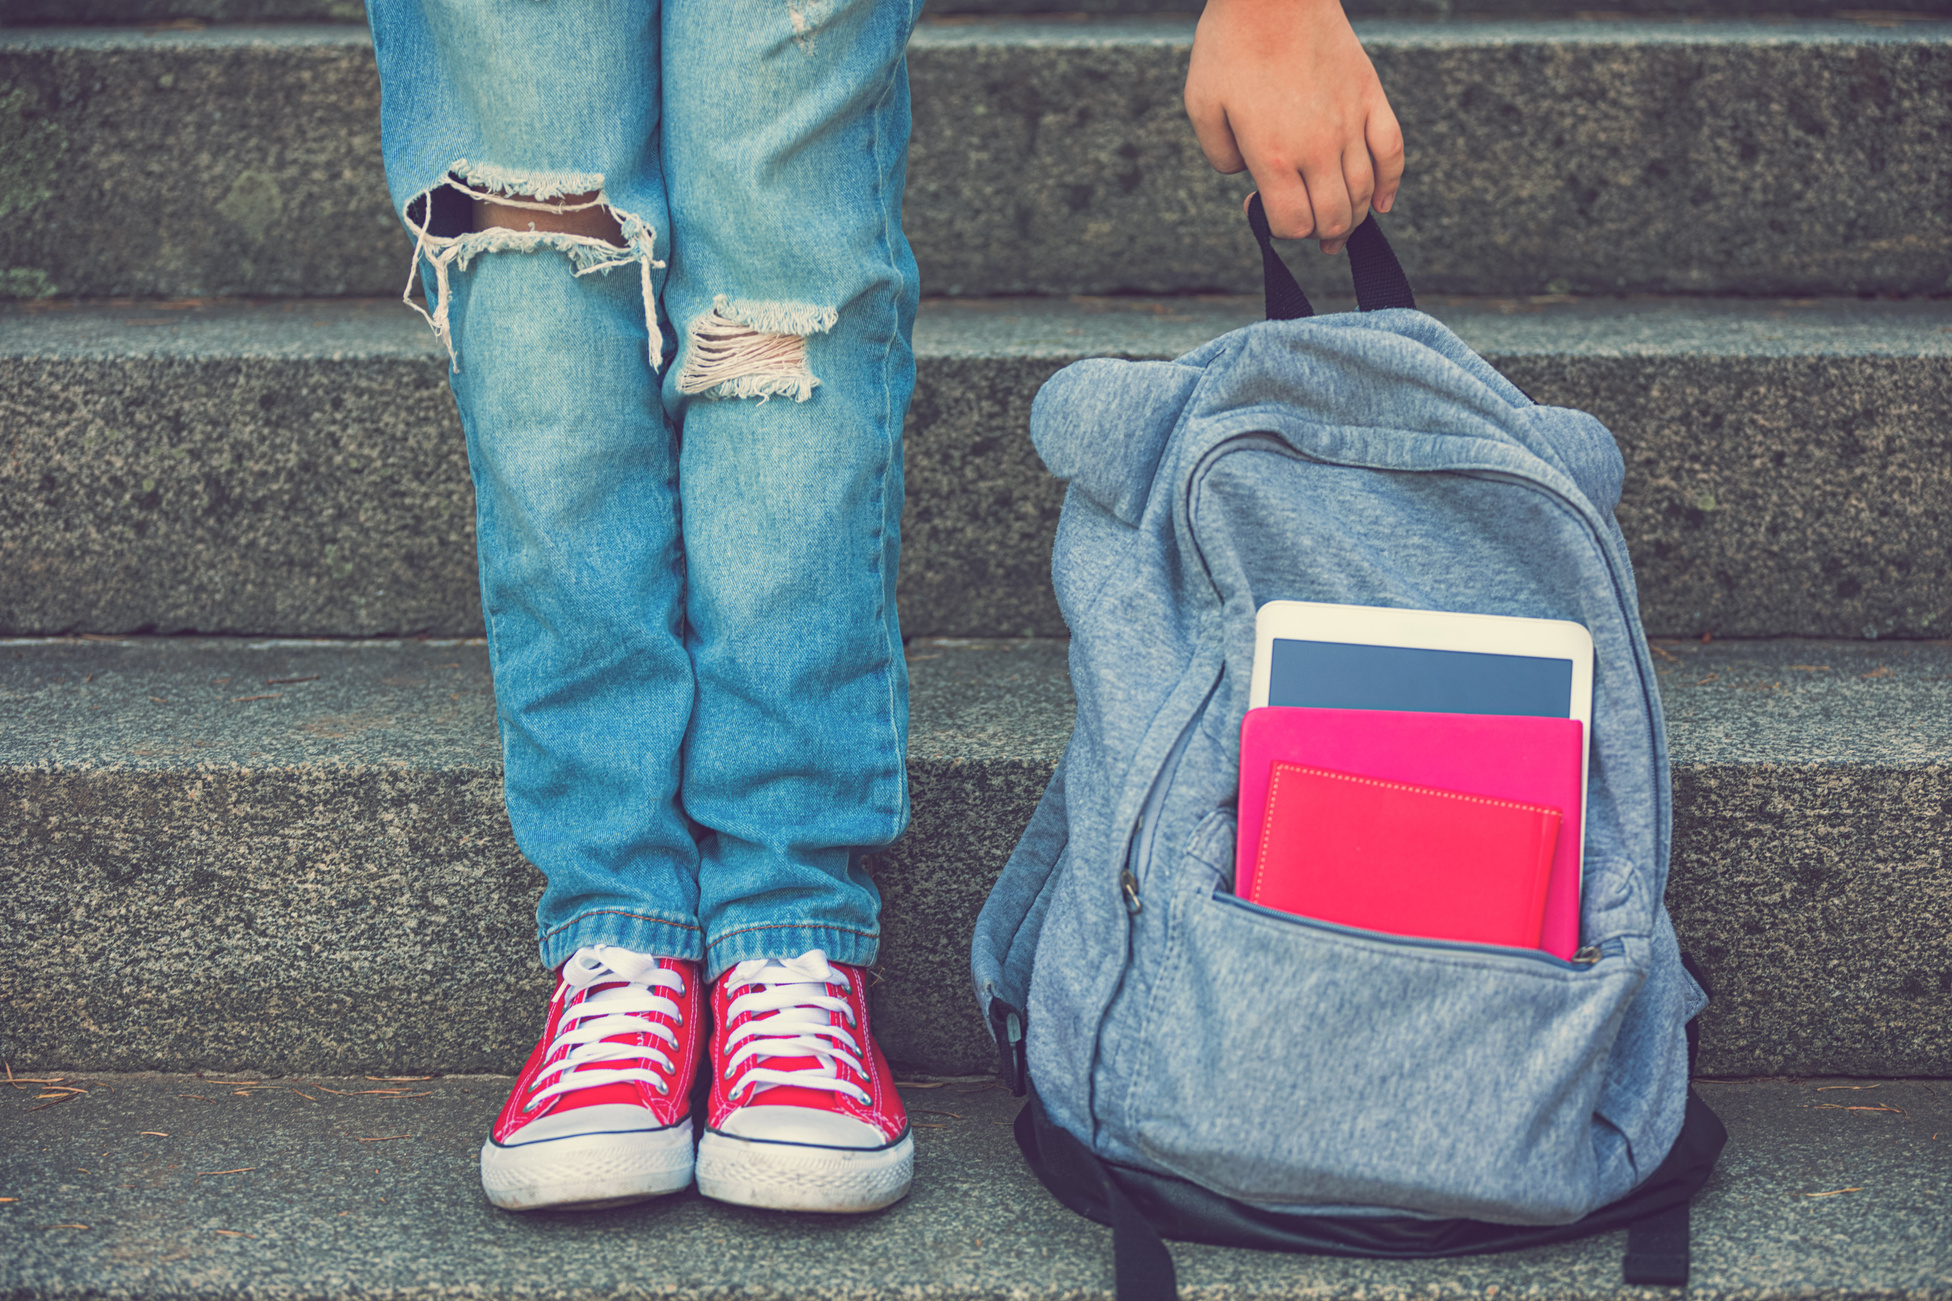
[707,956,907,1145]
[490,952,703,1145]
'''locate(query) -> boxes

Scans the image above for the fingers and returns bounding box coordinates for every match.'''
[1367,103,1405,214]
[1302,156,1356,255]
[1253,161,1319,243]
[1185,95,1249,176]
[1317,140,1376,255]
[1253,107,1400,254]
[1253,149,1352,253]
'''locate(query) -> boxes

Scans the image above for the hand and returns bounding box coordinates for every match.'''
[1183,0,1404,255]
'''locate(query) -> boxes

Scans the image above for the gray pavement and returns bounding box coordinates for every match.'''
[3,636,1948,1078]
[0,1073,1946,1301]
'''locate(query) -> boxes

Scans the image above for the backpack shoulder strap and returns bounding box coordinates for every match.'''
[1013,1087,1179,1301]
[1624,1202,1692,1286]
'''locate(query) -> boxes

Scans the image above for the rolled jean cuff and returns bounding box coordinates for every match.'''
[537,909,706,973]
[705,922,879,982]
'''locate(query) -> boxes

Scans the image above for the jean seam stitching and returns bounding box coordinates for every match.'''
[868,33,910,841]
[541,910,705,942]
[705,922,880,951]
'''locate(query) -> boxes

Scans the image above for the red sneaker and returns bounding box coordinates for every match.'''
[479,946,702,1211]
[695,949,913,1213]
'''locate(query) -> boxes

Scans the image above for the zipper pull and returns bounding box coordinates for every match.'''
[1573,946,1603,966]
[1119,870,1143,916]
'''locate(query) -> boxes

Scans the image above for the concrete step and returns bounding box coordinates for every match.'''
[1,19,1947,299]
[13,0,1952,24]
[1,1072,1948,1300]
[3,294,1948,640]
[3,635,1948,1079]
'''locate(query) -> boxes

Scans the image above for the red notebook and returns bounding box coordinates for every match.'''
[1237,707,1587,958]
[1250,763,1560,950]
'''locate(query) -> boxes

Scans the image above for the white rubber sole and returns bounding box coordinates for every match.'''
[695,1129,914,1213]
[480,1124,695,1211]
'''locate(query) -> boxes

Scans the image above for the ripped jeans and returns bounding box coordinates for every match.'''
[368,0,921,980]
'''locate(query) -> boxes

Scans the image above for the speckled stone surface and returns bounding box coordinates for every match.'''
[11,0,1952,23]
[1494,309,1952,644]
[872,639,1072,1070]
[0,27,394,301]
[0,302,475,637]
[0,0,369,19]
[908,17,1952,298]
[0,637,1071,1076]
[0,638,536,1074]
[905,294,1952,642]
[5,295,1948,639]
[15,0,1952,24]
[2,20,1950,299]
[3,636,1949,1077]
[1655,637,1952,1076]
[0,1074,1945,1301]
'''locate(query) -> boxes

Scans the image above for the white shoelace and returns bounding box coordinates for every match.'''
[720,949,871,1106]
[524,945,687,1111]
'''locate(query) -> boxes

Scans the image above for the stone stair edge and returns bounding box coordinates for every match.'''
[8,633,1951,768]
[3,636,1949,1080]
[3,293,1948,642]
[6,634,1952,767]
[12,14,1952,45]
[10,0,1952,20]
[2,18,1948,301]
[7,293,1952,358]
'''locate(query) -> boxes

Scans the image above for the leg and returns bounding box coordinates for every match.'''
[372,0,695,967]
[368,0,702,1212]
[660,0,924,1214]
[449,256,701,966]
[662,0,922,980]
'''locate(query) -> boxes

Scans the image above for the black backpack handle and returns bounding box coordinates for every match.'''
[1247,192,1417,321]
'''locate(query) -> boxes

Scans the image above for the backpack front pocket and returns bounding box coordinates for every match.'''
[1125,884,1642,1224]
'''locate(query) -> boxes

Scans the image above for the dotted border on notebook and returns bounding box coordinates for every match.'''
[1255,763,1561,891]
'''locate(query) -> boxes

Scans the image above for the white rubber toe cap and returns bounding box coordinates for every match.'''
[481,1119,695,1211]
[713,1104,892,1149]
[695,1128,913,1213]
[498,1103,672,1145]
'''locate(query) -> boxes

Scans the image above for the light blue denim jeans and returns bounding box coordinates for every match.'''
[367,0,921,979]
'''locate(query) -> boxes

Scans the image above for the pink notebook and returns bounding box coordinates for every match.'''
[1253,764,1560,951]
[1237,707,1586,960]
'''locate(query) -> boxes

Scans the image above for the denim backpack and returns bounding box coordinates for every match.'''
[969,200,1726,1298]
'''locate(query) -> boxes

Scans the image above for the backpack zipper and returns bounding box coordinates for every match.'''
[1217,891,1623,971]
[1121,664,1225,915]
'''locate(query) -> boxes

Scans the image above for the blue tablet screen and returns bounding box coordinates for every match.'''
[1266,638,1575,718]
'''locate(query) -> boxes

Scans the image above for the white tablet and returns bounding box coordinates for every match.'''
[1249,600,1594,728]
